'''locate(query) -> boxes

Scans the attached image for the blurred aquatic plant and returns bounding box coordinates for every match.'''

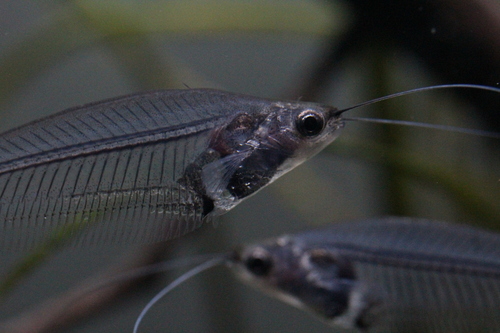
[0,0,345,109]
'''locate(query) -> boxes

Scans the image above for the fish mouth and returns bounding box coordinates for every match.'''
[325,107,345,128]
[330,117,345,130]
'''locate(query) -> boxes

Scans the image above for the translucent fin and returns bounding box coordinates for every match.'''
[0,89,267,175]
[0,89,271,252]
[0,153,206,252]
[297,217,500,265]
[201,149,252,199]
[363,259,500,332]
[293,218,500,331]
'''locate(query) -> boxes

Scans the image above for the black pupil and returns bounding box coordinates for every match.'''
[298,113,323,136]
[245,256,272,276]
[304,116,319,130]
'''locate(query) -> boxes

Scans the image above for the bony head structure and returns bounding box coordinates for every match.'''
[195,98,343,215]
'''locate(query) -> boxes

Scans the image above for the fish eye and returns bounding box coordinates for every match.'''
[245,249,273,277]
[296,110,325,137]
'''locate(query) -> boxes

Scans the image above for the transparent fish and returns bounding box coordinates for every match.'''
[131,217,500,332]
[231,217,500,332]
[0,89,342,251]
[1,84,498,253]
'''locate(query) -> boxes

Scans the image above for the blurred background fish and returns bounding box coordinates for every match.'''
[133,217,500,332]
[231,217,500,332]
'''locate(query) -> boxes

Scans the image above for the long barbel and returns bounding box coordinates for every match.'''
[0,85,498,253]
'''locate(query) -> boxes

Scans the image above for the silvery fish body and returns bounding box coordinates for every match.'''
[232,217,500,332]
[0,89,342,251]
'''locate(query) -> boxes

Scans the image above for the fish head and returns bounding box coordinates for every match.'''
[201,101,344,215]
[229,234,380,329]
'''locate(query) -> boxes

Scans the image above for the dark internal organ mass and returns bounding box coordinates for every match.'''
[223,113,298,199]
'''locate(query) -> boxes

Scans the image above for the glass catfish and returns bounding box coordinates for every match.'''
[232,217,500,332]
[0,89,342,251]
[131,217,500,333]
[0,85,498,251]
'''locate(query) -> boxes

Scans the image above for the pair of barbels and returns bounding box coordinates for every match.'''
[0,84,498,332]
[0,84,498,250]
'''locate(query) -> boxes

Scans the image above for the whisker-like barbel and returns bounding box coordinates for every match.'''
[343,117,500,139]
[230,217,500,332]
[0,85,498,252]
[133,255,228,333]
